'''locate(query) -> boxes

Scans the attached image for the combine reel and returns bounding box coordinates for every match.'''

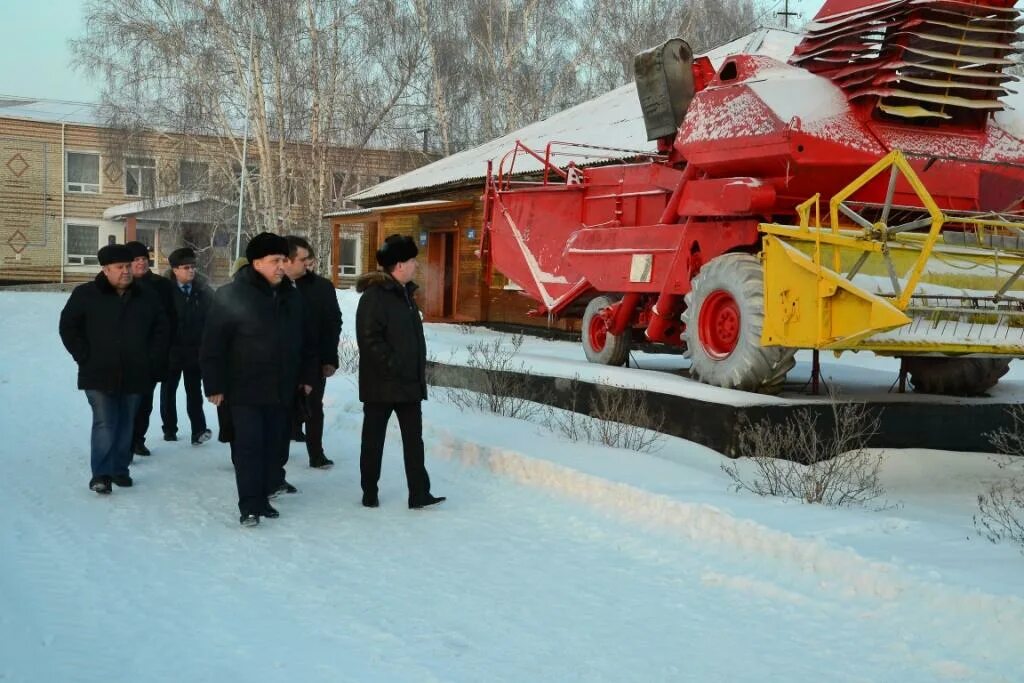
[757,150,1023,395]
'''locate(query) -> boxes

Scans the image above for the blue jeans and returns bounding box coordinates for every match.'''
[85,391,141,478]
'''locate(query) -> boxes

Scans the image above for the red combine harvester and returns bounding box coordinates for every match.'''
[483,0,1024,395]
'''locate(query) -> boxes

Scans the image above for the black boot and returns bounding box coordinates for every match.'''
[260,504,280,519]
[409,494,446,509]
[239,513,260,527]
[310,454,334,469]
[132,440,151,456]
[111,475,133,488]
[362,493,379,508]
[89,476,112,494]
[191,429,212,446]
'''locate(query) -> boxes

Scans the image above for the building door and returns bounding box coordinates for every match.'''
[425,230,457,319]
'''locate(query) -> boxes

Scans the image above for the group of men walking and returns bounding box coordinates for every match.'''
[58,232,444,526]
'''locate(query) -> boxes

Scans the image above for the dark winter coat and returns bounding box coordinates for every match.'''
[58,273,171,394]
[355,271,427,404]
[163,270,213,369]
[295,271,342,367]
[137,270,178,344]
[200,265,318,407]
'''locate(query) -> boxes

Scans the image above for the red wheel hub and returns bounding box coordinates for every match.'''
[698,290,740,359]
[588,311,609,352]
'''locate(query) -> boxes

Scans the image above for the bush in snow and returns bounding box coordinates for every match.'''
[975,480,1024,553]
[335,340,360,375]
[440,333,542,421]
[721,391,885,507]
[976,408,1024,552]
[986,404,1024,458]
[543,377,664,454]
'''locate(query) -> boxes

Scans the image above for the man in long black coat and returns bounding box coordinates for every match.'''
[283,235,342,469]
[59,244,170,493]
[126,240,176,456]
[355,234,445,510]
[160,247,213,446]
[201,232,318,527]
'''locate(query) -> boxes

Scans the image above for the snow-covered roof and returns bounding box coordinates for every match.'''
[350,28,803,204]
[103,192,235,224]
[323,199,468,219]
[0,95,103,127]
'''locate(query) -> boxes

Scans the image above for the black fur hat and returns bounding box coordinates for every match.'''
[97,244,133,265]
[375,234,418,268]
[125,241,150,260]
[168,247,197,268]
[245,232,289,262]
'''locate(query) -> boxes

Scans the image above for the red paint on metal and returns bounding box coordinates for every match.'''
[481,0,1024,351]
[698,290,741,359]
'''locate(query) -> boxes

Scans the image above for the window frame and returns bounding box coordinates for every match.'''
[178,159,209,193]
[125,156,157,197]
[65,223,100,265]
[338,231,362,277]
[65,151,101,194]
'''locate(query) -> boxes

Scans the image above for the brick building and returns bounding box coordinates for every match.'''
[0,96,431,284]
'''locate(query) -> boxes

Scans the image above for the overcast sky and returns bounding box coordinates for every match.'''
[0,0,828,104]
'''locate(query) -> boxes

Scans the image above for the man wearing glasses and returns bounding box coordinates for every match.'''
[284,235,342,470]
[161,247,213,446]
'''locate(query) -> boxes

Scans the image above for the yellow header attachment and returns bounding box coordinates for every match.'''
[759,150,1024,356]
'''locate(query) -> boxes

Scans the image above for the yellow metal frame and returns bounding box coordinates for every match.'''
[758,150,1024,355]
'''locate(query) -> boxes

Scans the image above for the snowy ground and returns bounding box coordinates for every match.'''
[1,290,1023,682]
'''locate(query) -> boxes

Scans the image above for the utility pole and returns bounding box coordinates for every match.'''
[776,0,799,29]
[417,128,430,153]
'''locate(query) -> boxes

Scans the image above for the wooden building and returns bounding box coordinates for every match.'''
[0,96,431,284]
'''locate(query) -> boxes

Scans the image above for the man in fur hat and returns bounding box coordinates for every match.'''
[125,240,176,456]
[160,247,213,446]
[283,235,342,469]
[201,233,318,527]
[59,244,170,493]
[355,233,445,510]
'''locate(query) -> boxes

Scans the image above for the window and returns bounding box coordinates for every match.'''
[339,233,361,276]
[232,162,260,201]
[286,171,301,206]
[66,152,100,193]
[333,171,373,208]
[179,160,209,192]
[135,226,156,250]
[66,224,99,265]
[126,157,156,197]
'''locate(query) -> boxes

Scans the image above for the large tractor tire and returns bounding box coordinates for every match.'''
[902,357,1011,396]
[682,253,796,394]
[582,295,630,366]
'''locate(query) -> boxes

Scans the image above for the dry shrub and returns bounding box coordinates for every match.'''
[721,393,885,507]
[336,340,360,375]
[543,377,664,453]
[441,334,541,420]
[975,481,1024,552]
[977,406,1024,552]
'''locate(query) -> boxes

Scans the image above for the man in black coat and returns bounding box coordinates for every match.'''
[355,234,445,510]
[126,240,177,456]
[59,244,170,493]
[201,232,318,527]
[283,235,342,469]
[160,247,213,446]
